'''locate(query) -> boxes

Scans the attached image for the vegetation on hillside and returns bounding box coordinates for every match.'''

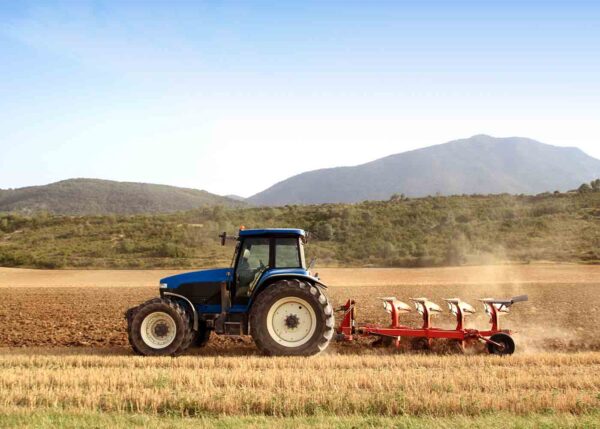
[0,178,243,215]
[0,191,598,269]
[578,178,600,193]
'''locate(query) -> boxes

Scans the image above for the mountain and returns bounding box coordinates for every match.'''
[248,135,600,205]
[0,178,244,215]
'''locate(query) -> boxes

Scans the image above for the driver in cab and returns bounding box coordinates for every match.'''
[236,246,266,297]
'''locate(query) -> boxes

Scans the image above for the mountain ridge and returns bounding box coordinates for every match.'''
[3,135,599,213]
[248,135,600,205]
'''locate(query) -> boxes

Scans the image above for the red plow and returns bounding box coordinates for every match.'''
[336,295,528,355]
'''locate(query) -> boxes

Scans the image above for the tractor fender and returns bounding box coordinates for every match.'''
[249,273,327,308]
[258,272,327,290]
[162,291,199,331]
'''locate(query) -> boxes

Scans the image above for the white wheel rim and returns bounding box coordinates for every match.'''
[266,297,317,348]
[140,311,177,349]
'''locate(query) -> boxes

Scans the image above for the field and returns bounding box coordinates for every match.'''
[1,265,600,427]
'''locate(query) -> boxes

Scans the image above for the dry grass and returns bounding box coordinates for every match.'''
[1,351,599,417]
[1,410,599,429]
[3,410,600,429]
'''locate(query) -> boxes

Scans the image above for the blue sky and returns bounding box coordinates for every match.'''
[1,1,599,196]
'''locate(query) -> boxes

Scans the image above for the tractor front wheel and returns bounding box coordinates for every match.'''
[127,298,192,356]
[250,280,334,356]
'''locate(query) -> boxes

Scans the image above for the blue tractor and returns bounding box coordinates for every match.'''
[126,228,334,356]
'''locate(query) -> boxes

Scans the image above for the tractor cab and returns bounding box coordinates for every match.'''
[230,228,308,304]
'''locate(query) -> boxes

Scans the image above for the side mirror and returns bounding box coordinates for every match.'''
[219,232,227,246]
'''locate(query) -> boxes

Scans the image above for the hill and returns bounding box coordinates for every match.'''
[249,135,600,205]
[225,194,248,202]
[0,191,598,269]
[0,179,243,215]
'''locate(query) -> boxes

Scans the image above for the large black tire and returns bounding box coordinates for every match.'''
[487,333,515,356]
[126,298,162,355]
[174,304,197,355]
[126,306,142,355]
[249,279,334,356]
[127,298,192,356]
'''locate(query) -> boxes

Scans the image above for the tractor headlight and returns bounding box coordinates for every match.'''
[159,283,168,289]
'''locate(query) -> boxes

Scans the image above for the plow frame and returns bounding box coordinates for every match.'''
[336,295,527,352]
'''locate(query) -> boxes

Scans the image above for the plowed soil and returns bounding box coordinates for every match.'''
[1,265,599,352]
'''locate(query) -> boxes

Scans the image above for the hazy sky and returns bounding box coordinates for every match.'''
[1,1,599,197]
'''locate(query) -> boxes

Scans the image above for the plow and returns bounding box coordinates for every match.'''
[336,295,528,355]
[126,227,528,357]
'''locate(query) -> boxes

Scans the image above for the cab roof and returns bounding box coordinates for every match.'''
[238,228,305,237]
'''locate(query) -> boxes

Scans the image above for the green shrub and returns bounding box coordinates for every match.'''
[156,242,191,258]
[118,239,136,254]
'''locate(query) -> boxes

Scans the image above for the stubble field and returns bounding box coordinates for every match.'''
[1,264,600,428]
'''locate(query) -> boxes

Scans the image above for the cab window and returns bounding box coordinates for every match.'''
[237,238,270,272]
[275,238,301,268]
[235,238,270,299]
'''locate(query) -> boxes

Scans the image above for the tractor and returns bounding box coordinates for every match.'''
[126,228,334,356]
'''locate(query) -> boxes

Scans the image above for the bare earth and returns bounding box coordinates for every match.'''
[2,263,599,288]
[0,264,599,352]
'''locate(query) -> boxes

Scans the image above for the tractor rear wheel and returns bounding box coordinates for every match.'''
[250,279,334,356]
[127,298,192,356]
[487,333,515,356]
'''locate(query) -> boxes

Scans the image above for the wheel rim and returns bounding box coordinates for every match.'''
[266,297,317,348]
[140,311,177,349]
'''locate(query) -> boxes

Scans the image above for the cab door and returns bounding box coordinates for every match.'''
[233,237,271,304]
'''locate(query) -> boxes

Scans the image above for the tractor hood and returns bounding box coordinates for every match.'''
[160,268,232,289]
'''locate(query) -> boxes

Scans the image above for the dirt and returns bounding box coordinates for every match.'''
[2,264,599,288]
[0,265,598,352]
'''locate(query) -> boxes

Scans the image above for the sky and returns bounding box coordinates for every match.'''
[0,1,599,197]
